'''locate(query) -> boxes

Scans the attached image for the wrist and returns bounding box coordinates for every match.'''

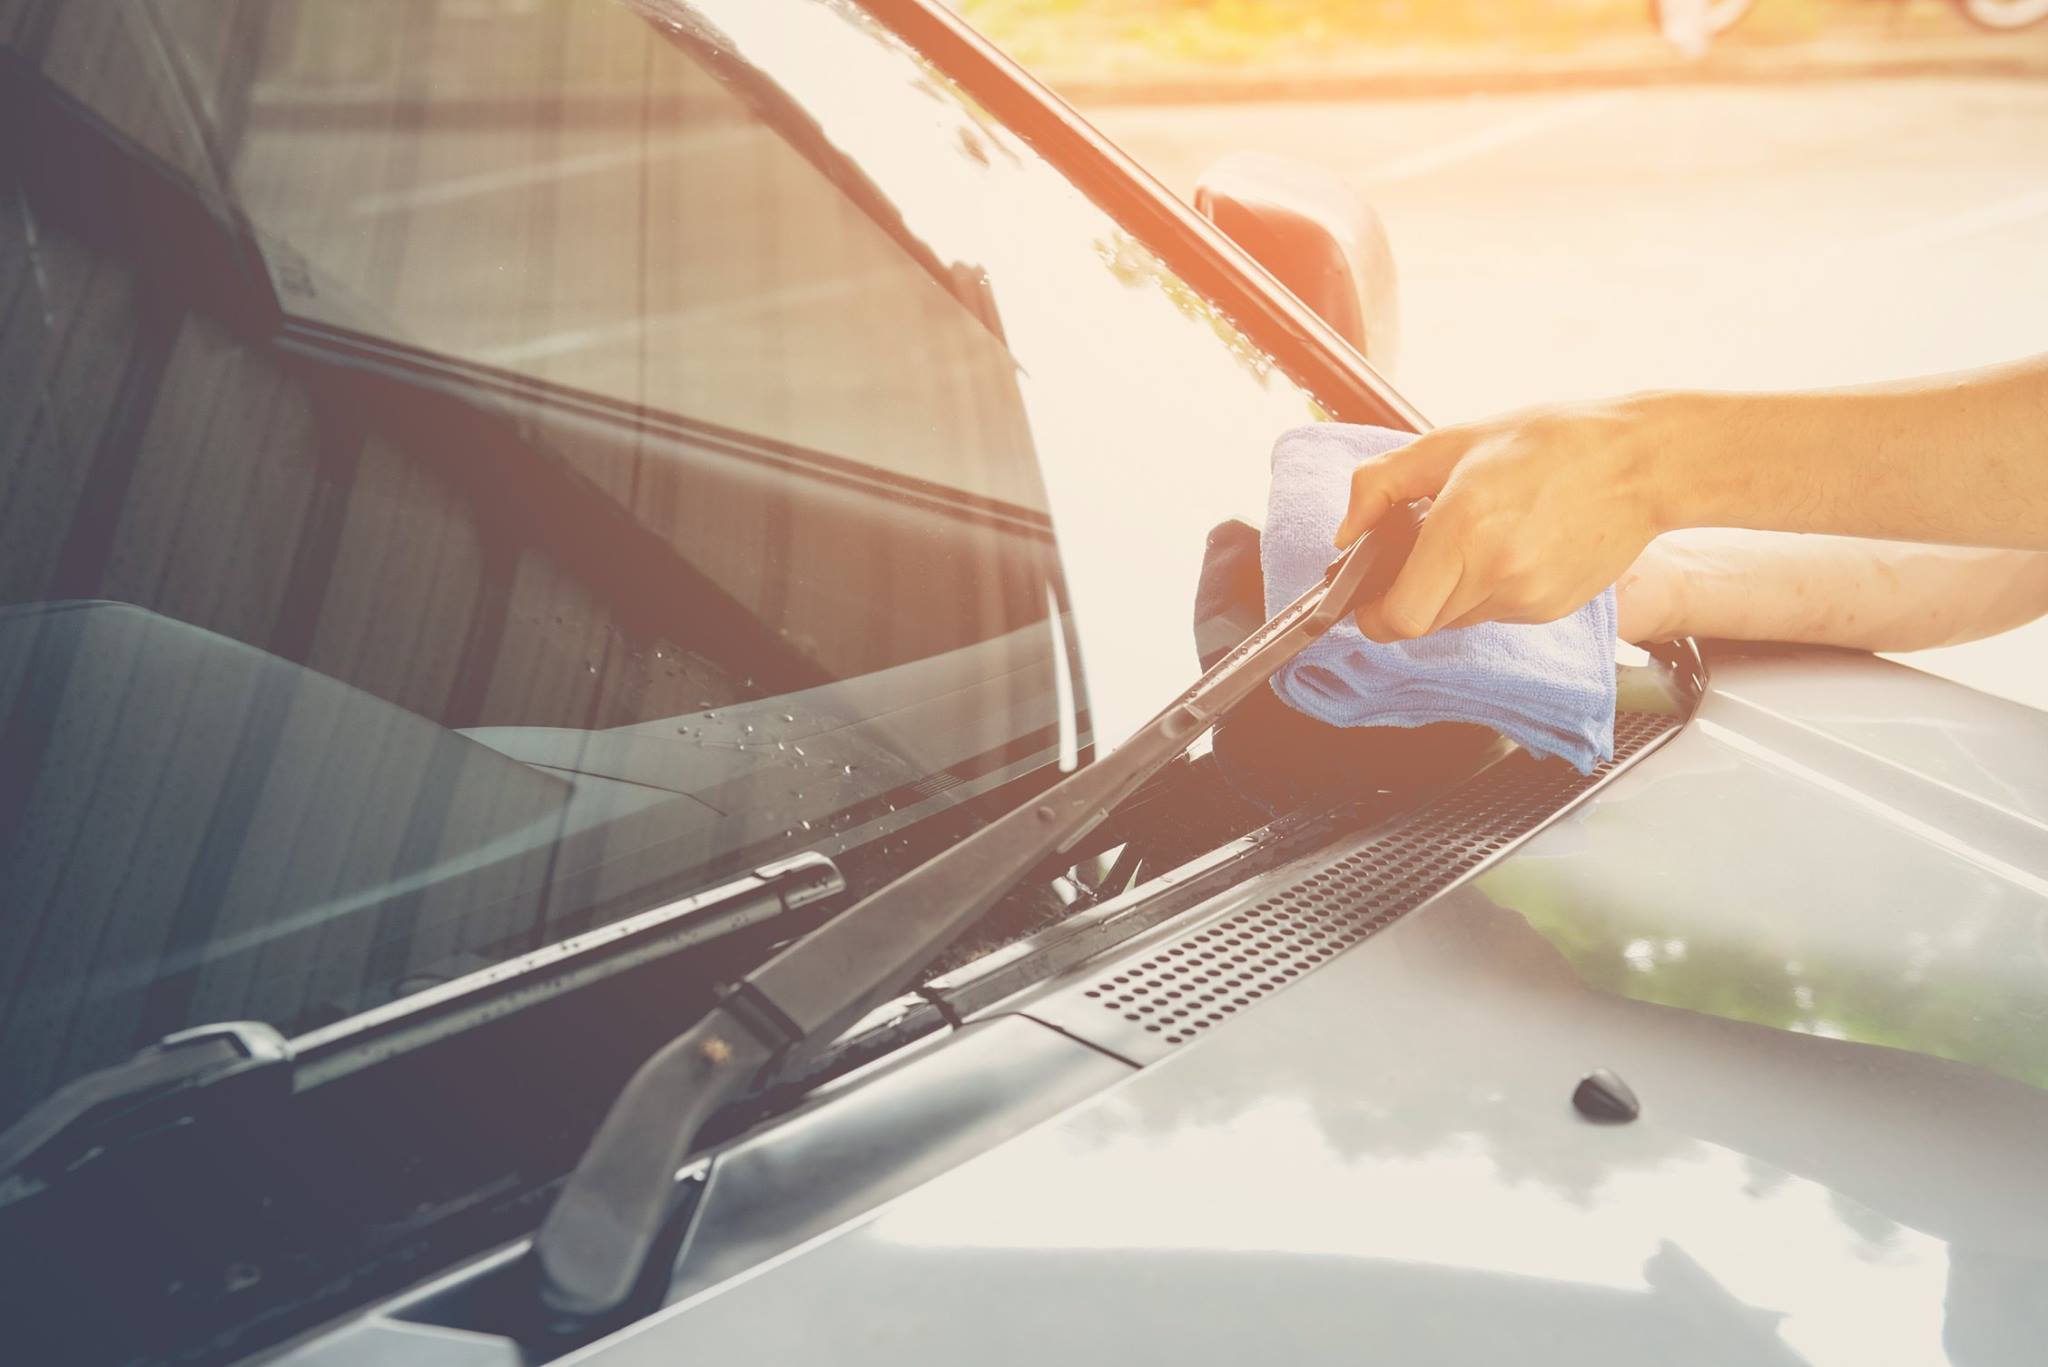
[1617,391,1702,536]
[1616,535,1694,642]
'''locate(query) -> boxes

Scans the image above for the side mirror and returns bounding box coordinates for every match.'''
[1194,152,1400,374]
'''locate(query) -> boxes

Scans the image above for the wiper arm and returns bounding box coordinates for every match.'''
[533,499,1427,1320]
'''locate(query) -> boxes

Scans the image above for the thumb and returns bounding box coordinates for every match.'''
[1333,433,1457,547]
[1359,510,1463,641]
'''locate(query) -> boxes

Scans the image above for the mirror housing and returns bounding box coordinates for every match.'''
[1194,152,1400,374]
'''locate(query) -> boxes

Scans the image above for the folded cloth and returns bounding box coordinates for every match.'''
[1194,516,1504,814]
[1263,423,1617,773]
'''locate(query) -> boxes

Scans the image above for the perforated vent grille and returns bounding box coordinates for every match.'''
[1078,710,1674,1049]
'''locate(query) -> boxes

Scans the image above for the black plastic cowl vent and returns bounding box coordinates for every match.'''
[1045,710,1675,1058]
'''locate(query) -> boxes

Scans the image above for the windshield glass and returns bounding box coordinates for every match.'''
[0,0,1328,1127]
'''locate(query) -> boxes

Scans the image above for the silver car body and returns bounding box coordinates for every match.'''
[279,642,2048,1365]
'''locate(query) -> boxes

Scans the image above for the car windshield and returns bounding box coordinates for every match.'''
[0,0,1329,1127]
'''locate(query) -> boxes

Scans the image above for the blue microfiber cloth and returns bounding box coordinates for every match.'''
[1263,423,1617,774]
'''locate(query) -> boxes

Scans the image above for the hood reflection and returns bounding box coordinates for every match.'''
[1483,709,2048,1092]
[880,1095,1947,1367]
[858,866,2042,1364]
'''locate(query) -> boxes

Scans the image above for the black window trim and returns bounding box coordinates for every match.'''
[863,0,1430,439]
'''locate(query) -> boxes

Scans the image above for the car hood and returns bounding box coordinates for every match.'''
[581,644,2048,1367]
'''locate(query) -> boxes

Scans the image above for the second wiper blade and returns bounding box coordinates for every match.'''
[291,854,846,1087]
[532,498,1426,1321]
[0,857,847,1198]
[0,1022,292,1201]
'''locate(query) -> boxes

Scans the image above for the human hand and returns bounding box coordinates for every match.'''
[1336,398,1676,641]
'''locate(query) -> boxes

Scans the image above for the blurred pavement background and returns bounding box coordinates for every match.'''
[965,0,2048,708]
[963,0,2048,94]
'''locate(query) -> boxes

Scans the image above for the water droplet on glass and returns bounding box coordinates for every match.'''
[776,741,788,751]
[743,724,755,735]
[800,819,812,831]
[842,764,854,775]
[585,661,598,674]
[676,726,690,736]
[792,746,805,757]
[705,710,719,719]
[780,713,795,723]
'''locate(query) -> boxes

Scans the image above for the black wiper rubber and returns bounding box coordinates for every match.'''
[0,857,847,1195]
[533,499,1428,1320]
[290,854,847,1087]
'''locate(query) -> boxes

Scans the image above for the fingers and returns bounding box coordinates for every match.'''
[1334,433,1459,547]
[1426,573,1494,636]
[1444,577,1614,634]
[1438,602,1499,633]
[1354,514,1464,642]
[1334,465,1397,550]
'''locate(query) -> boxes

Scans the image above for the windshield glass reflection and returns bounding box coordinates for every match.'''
[673,0,1331,744]
[0,0,1334,1126]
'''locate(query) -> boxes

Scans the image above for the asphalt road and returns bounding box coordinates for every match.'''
[1096,77,2048,709]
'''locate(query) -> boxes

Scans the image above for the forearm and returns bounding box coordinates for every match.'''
[1332,351,2048,641]
[1638,353,2048,549]
[1627,529,2048,651]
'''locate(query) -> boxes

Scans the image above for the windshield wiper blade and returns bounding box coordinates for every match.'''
[291,854,846,1084]
[531,499,1427,1321]
[0,856,847,1198]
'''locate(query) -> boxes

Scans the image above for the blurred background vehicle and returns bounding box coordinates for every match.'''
[1652,0,1758,57]
[1653,0,2048,55]
[1952,0,2048,30]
